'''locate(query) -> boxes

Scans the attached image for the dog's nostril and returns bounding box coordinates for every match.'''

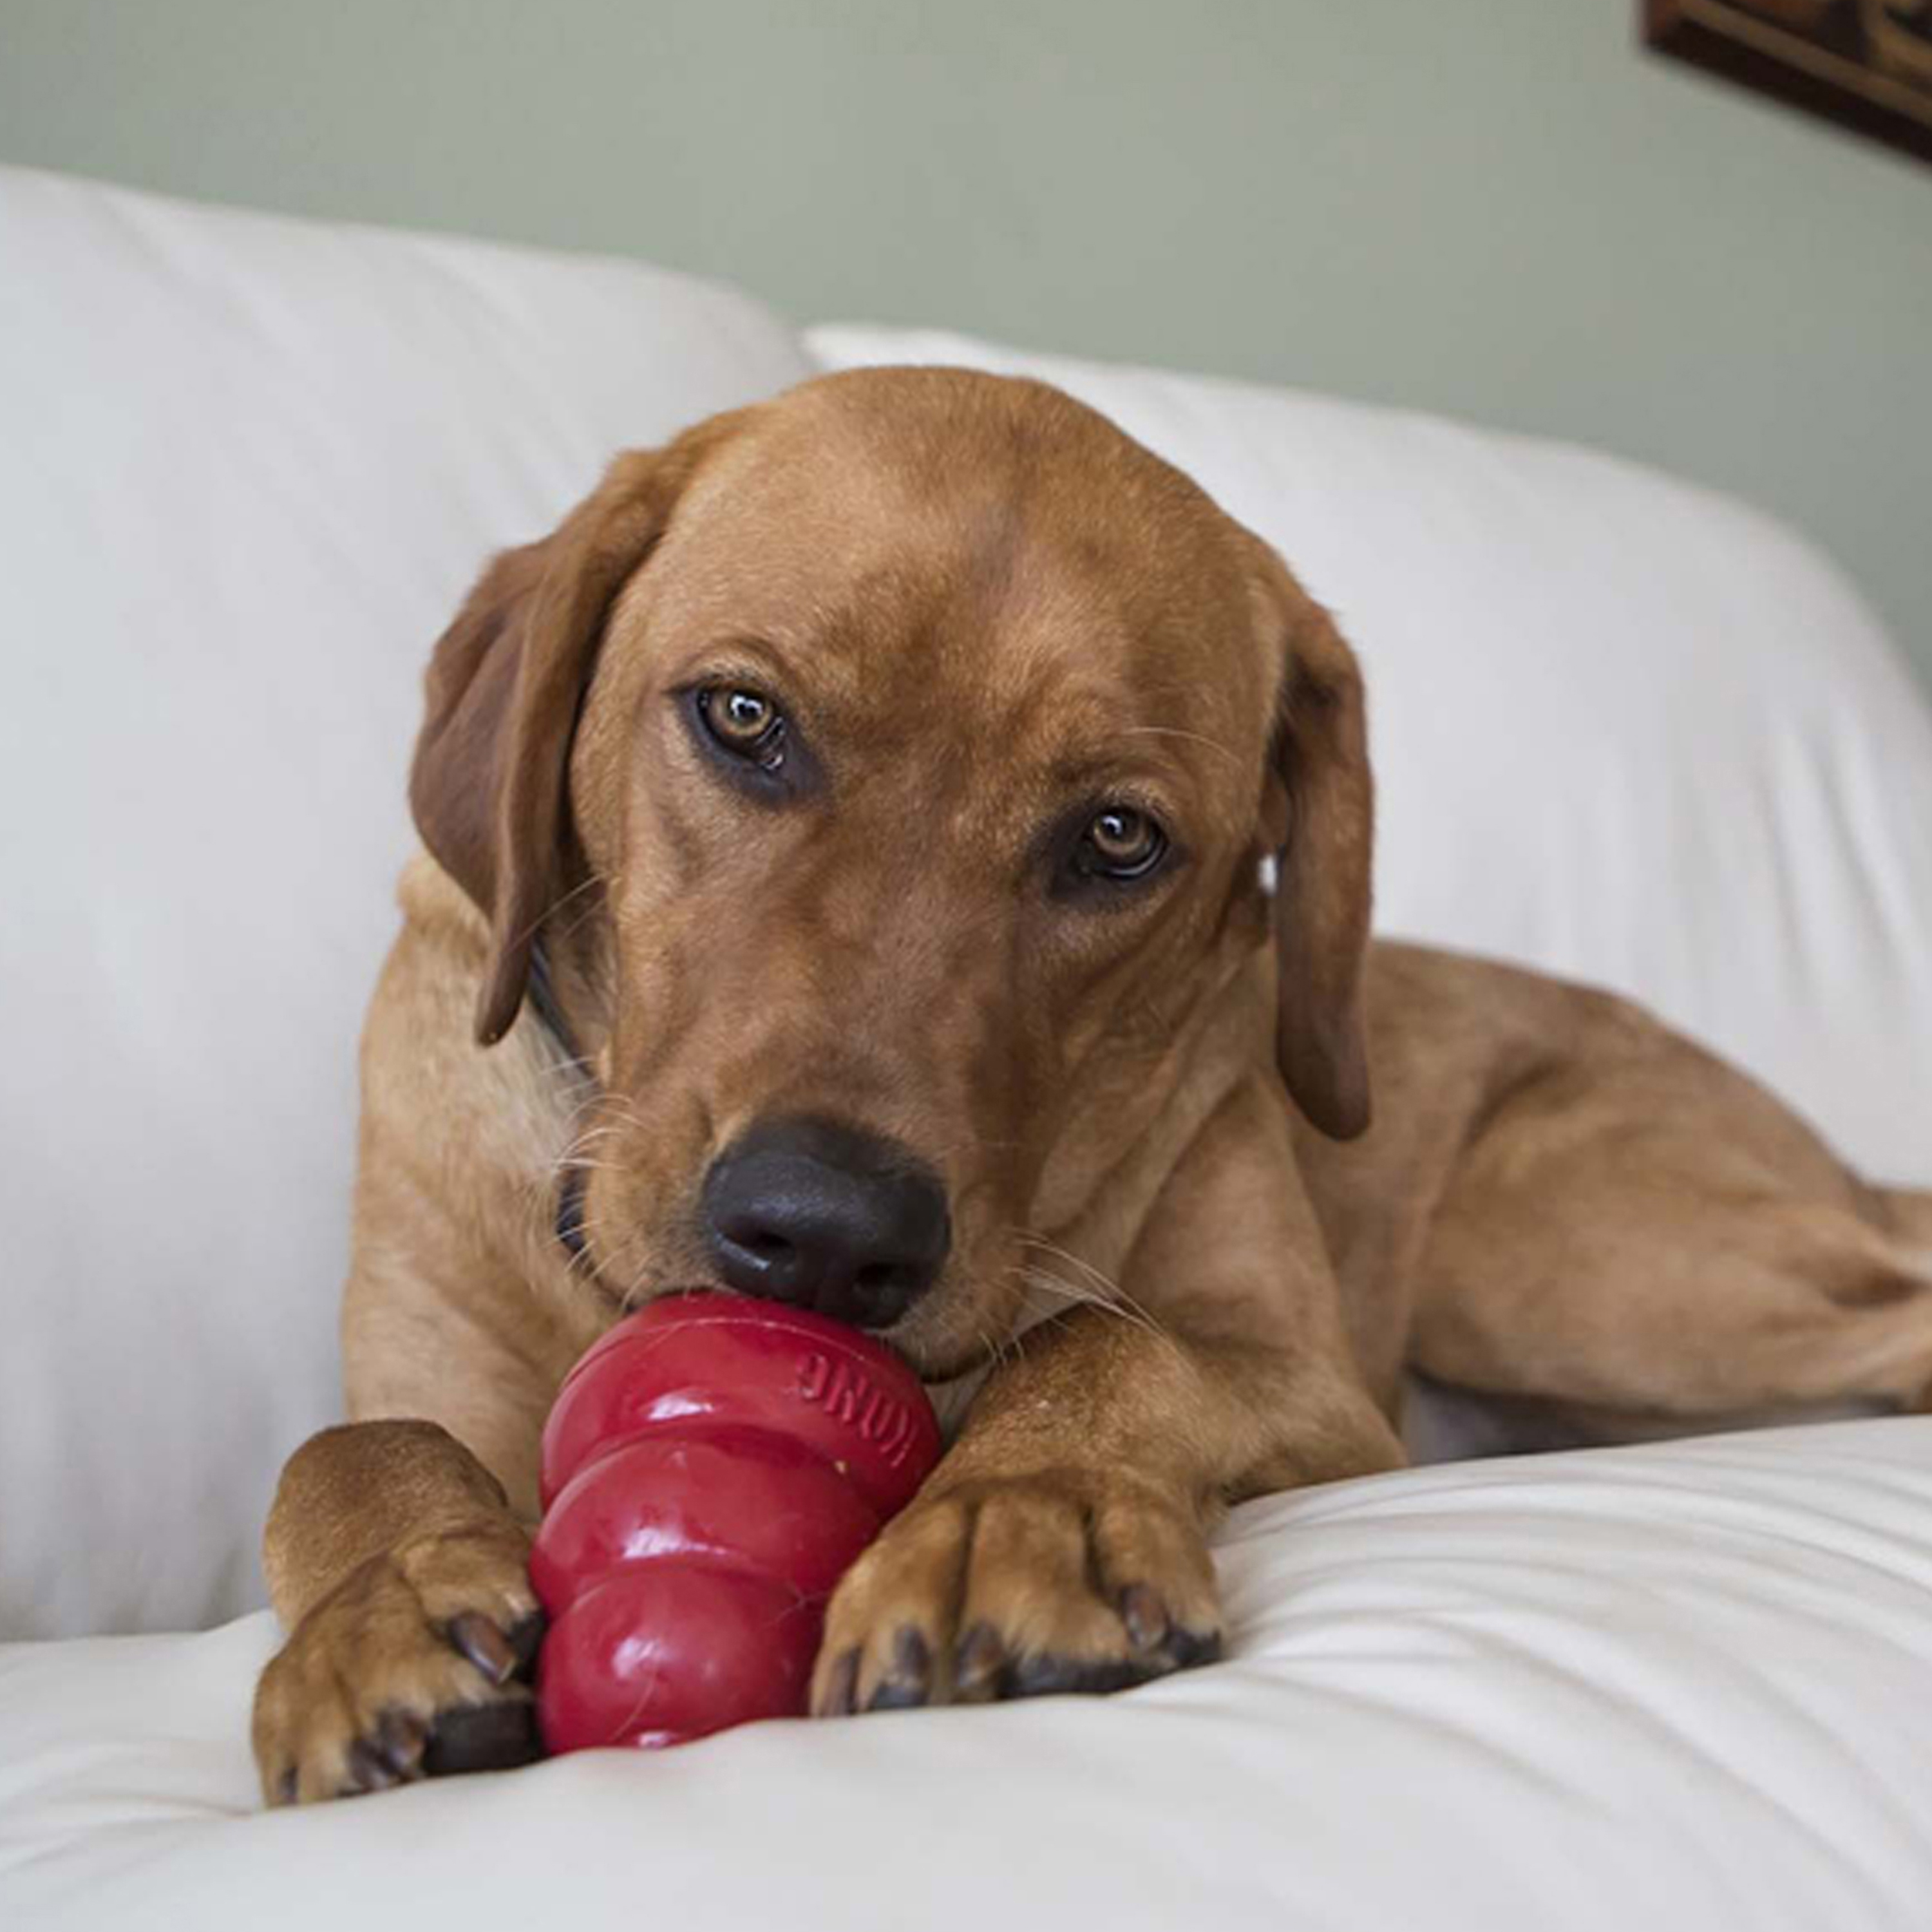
[850,1262,923,1325]
[700,1117,951,1329]
[856,1261,924,1304]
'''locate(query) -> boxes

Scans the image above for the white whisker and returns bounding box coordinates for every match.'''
[509,874,603,952]
[1005,1228,1183,1359]
[1116,724,1244,767]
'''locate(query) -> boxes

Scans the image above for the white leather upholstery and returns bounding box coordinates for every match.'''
[5,1421,1931,1931]
[0,165,814,1638]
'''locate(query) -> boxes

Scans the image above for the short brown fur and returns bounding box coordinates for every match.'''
[252,369,1932,1802]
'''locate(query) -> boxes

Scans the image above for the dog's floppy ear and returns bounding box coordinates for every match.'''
[1249,542,1375,1141]
[410,422,734,1046]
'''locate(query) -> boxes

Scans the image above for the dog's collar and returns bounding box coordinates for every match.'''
[528,935,595,1260]
[555,1162,589,1258]
[526,934,585,1070]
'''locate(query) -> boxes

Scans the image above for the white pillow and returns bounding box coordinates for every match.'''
[3,1419,1930,1931]
[0,167,815,1638]
[810,327,1932,1189]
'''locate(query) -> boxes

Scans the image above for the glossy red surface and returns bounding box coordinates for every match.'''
[539,1293,941,1517]
[529,1424,881,1614]
[536,1562,821,1752]
[532,1293,942,1753]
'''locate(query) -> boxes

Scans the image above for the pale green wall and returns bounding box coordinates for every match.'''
[3,0,1928,684]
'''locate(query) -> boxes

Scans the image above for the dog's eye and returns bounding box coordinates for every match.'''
[697,685,786,768]
[1078,806,1168,881]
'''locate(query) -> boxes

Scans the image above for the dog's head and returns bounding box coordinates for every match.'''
[411,369,1371,1377]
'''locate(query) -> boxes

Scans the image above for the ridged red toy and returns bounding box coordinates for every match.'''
[532,1293,942,1752]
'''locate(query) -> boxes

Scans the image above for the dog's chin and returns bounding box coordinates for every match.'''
[884,1295,1024,1386]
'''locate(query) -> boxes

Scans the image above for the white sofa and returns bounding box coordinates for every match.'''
[3,164,1931,1929]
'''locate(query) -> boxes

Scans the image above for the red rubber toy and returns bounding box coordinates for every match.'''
[532,1293,942,1752]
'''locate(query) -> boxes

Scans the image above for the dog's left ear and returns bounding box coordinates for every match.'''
[410,418,740,1046]
[1247,540,1376,1141]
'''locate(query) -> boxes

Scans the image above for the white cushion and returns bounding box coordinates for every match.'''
[0,166,815,1638]
[4,1419,1931,1930]
[810,328,1932,1189]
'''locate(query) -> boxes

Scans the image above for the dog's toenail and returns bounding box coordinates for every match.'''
[449,1611,517,1685]
[1120,1584,1170,1653]
[1167,1625,1224,1671]
[346,1737,401,1791]
[866,1627,934,1710]
[819,1647,861,1717]
[891,1626,931,1683]
[953,1622,1005,1694]
[375,1707,430,1774]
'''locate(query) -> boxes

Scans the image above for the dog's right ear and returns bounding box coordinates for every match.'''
[410,420,739,1046]
[1244,536,1377,1142]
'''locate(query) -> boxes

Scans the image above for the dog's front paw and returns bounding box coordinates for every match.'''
[251,1520,544,1806]
[810,1471,1222,1716]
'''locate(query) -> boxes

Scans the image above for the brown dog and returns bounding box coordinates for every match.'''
[251,368,1932,1804]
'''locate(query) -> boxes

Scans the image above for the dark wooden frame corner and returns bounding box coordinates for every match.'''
[1644,0,1932,167]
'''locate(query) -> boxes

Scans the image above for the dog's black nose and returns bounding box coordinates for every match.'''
[701,1117,950,1329]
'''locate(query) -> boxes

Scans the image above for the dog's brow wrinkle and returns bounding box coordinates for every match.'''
[1116,724,1244,767]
